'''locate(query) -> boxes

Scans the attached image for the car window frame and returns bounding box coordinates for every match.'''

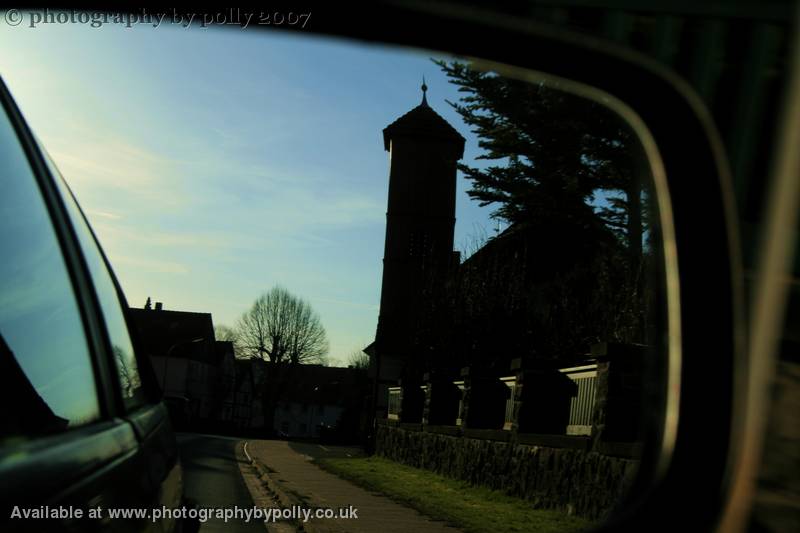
[0,79,121,424]
[0,76,152,514]
[41,147,163,412]
[3,109,181,522]
[1,85,164,420]
[0,71,173,433]
[2,79,170,446]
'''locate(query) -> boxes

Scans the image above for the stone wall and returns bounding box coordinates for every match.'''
[376,424,639,520]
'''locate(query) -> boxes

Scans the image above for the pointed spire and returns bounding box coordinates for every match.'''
[421,76,428,106]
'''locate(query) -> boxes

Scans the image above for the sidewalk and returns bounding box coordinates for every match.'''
[244,440,460,533]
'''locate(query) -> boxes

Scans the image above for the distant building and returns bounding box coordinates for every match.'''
[130,301,367,439]
[272,364,366,439]
[129,302,229,428]
[214,340,237,425]
[230,358,266,431]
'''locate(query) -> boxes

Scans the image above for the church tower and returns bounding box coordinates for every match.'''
[370,81,465,389]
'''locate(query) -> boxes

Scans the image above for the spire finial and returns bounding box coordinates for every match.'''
[421,76,428,106]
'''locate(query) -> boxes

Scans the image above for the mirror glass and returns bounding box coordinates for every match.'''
[0,18,669,531]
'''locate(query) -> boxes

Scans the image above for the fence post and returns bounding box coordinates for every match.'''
[590,342,646,447]
[461,366,508,430]
[514,359,576,435]
[398,377,424,423]
[423,371,462,427]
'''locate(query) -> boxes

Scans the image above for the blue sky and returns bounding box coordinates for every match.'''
[0,22,498,365]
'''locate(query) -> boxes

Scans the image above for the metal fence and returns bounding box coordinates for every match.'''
[387,386,401,420]
[559,364,598,436]
[502,376,516,430]
[387,364,599,435]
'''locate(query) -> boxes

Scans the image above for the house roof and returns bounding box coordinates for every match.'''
[363,341,376,356]
[129,307,217,365]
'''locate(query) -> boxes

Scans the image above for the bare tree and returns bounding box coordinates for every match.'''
[346,349,370,370]
[236,286,328,365]
[235,286,329,436]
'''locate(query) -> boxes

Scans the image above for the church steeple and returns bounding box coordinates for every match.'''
[382,83,465,156]
[374,81,465,362]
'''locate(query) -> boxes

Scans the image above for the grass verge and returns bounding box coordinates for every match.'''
[315,456,591,533]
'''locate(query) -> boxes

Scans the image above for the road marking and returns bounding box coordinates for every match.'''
[244,441,252,463]
[175,431,242,442]
[318,445,330,452]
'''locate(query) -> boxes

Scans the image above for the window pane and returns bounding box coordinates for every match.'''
[0,109,100,444]
[42,149,148,411]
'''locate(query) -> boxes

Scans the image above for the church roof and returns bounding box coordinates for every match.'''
[382,98,465,156]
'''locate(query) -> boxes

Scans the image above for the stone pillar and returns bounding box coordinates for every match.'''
[461,366,508,430]
[511,358,577,435]
[398,378,425,423]
[591,342,646,444]
[422,372,461,426]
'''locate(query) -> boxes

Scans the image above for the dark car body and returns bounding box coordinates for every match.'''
[0,76,190,532]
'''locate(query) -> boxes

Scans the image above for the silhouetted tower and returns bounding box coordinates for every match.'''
[373,80,465,373]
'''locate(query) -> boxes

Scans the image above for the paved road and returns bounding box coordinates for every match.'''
[177,433,265,532]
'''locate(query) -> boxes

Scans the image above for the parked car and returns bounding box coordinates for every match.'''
[0,76,196,532]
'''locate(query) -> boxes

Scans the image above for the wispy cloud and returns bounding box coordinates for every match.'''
[92,222,228,250]
[112,255,189,275]
[192,163,386,233]
[86,209,122,220]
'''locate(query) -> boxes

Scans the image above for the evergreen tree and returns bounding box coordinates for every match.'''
[435,59,646,261]
[417,60,659,362]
